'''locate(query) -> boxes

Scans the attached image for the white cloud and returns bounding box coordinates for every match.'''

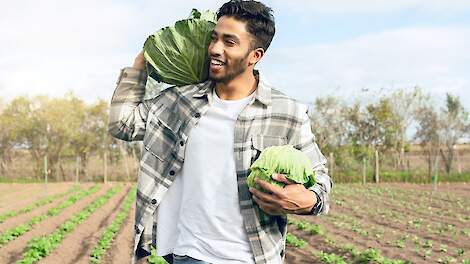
[0,0,469,113]
[270,0,470,16]
[0,0,224,102]
[258,26,470,109]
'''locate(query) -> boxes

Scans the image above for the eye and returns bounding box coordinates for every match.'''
[225,39,236,46]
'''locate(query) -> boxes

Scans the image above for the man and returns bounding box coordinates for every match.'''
[108,1,332,263]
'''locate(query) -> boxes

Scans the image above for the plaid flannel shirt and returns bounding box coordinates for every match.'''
[108,67,332,264]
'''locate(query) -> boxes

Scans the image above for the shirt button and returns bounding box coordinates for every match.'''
[194,112,201,118]
[151,199,157,205]
[135,225,141,234]
[180,140,184,146]
[169,170,175,176]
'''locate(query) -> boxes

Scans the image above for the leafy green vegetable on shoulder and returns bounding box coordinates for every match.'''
[143,9,216,86]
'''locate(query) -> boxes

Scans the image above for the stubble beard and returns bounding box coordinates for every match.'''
[209,54,249,84]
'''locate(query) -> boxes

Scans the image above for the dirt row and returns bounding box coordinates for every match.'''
[38,184,132,264]
[0,182,77,215]
[2,182,469,264]
[0,183,116,263]
[289,183,470,263]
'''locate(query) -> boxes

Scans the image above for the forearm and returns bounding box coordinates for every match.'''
[292,104,333,215]
[108,67,148,141]
[308,166,332,215]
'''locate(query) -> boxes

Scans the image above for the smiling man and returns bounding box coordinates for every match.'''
[108,1,332,263]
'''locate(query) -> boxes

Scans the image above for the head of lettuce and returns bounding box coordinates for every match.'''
[143,9,217,86]
[247,145,316,190]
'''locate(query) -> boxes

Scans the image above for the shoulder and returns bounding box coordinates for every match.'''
[143,82,204,106]
[270,87,309,120]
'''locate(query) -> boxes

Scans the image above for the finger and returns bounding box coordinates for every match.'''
[255,179,285,197]
[252,196,285,215]
[250,187,281,205]
[271,173,294,185]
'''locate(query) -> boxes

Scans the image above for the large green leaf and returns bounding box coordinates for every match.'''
[143,9,216,86]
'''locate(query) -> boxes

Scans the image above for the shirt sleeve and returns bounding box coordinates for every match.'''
[290,103,333,215]
[108,67,150,142]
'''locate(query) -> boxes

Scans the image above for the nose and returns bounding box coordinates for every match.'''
[208,39,223,57]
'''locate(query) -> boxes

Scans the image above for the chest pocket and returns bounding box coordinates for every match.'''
[251,135,287,163]
[143,105,182,161]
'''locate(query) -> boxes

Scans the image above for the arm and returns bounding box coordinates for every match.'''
[249,104,333,216]
[108,51,151,142]
[294,107,332,215]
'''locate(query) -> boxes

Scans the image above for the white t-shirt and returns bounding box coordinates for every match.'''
[155,88,256,264]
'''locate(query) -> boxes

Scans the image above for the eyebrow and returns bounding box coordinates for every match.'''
[212,30,240,42]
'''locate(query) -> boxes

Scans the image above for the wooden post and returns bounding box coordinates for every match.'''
[375,150,379,183]
[456,149,462,174]
[44,155,48,196]
[433,154,439,191]
[329,152,334,178]
[75,156,80,184]
[103,151,108,184]
[120,143,130,181]
[362,156,367,184]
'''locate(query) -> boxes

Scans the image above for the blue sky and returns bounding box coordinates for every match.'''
[1,0,469,111]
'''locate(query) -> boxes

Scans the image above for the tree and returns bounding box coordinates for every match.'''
[387,87,427,169]
[414,104,440,178]
[308,96,348,154]
[345,99,398,155]
[439,94,470,174]
[69,99,108,178]
[0,98,15,173]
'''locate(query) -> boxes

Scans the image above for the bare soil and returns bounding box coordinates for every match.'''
[0,183,73,214]
[2,182,470,263]
[0,184,112,264]
[104,200,135,264]
[39,184,131,264]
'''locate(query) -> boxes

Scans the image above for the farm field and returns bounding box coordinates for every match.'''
[286,183,470,264]
[0,182,469,264]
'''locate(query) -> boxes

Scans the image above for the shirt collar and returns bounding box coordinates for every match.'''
[193,70,272,106]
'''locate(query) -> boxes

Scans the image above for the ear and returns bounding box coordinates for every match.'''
[248,47,264,65]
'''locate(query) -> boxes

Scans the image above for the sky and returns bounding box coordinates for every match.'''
[1,0,470,111]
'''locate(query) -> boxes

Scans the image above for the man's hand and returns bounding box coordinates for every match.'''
[249,173,316,215]
[132,50,146,71]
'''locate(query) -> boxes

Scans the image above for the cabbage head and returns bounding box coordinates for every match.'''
[143,9,216,86]
[247,145,316,190]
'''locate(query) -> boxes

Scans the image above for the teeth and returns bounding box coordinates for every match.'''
[211,59,224,66]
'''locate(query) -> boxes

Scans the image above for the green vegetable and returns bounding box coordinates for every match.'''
[143,9,216,86]
[247,145,316,190]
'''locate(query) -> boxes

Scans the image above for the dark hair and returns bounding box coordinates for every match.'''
[217,0,275,52]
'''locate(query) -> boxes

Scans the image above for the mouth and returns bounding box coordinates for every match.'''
[209,58,225,71]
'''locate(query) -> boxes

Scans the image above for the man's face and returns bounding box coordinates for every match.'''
[208,16,254,83]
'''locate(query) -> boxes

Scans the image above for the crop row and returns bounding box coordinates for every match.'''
[326,211,468,261]
[17,185,122,264]
[287,217,410,264]
[0,184,81,223]
[340,195,469,245]
[89,186,136,264]
[326,187,470,262]
[334,185,470,218]
[0,184,101,248]
[332,189,470,241]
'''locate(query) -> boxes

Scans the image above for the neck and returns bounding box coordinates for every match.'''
[214,69,258,100]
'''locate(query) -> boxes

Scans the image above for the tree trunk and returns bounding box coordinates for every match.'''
[30,149,43,180]
[440,147,453,175]
[375,150,379,183]
[59,156,67,181]
[426,149,432,179]
[79,152,88,178]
